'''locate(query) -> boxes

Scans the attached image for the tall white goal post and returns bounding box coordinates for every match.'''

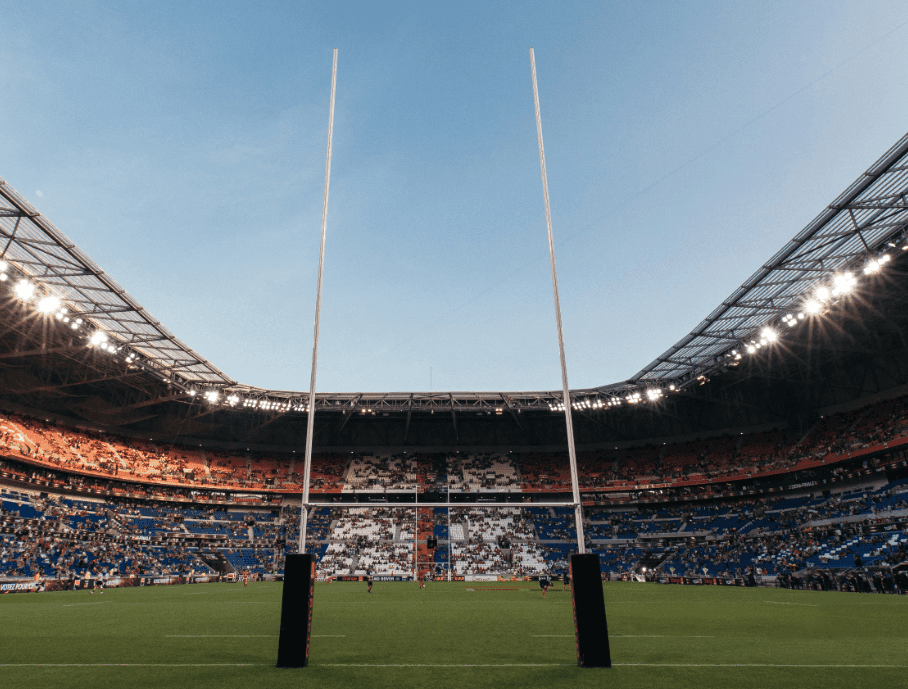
[278,48,609,670]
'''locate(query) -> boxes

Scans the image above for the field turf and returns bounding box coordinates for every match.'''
[1,580,906,689]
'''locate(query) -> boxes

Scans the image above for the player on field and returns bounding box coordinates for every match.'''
[366,569,374,593]
[418,570,426,589]
[91,574,104,595]
[540,573,551,598]
[242,570,249,587]
[562,572,571,592]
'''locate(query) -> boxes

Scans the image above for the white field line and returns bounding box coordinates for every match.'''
[2,663,906,669]
[62,602,113,607]
[763,601,818,606]
[165,634,345,638]
[614,664,908,668]
[532,635,714,638]
[312,663,908,668]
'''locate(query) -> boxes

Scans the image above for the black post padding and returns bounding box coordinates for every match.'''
[569,553,611,668]
[276,553,315,668]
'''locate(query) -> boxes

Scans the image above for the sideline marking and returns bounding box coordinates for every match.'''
[763,601,818,606]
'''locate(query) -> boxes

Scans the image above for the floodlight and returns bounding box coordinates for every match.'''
[205,391,219,403]
[0,274,6,281]
[833,273,855,295]
[761,328,777,342]
[14,280,35,300]
[646,389,661,401]
[864,260,880,274]
[805,300,821,314]
[746,345,756,354]
[37,295,61,314]
[879,253,891,264]
[816,287,830,301]
[89,331,108,347]
[0,260,6,272]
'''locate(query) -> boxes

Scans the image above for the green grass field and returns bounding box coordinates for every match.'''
[1,580,906,689]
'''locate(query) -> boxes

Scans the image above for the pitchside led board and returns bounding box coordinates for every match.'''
[276,553,315,668]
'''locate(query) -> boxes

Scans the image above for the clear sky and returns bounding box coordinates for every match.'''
[2,1,907,394]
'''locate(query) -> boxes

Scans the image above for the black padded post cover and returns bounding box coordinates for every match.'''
[276,553,315,668]
[569,553,611,668]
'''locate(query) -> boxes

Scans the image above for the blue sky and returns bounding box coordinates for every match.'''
[2,1,907,393]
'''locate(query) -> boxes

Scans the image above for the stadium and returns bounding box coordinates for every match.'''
[4,6,908,689]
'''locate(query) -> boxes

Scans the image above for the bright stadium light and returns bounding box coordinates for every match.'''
[879,253,891,264]
[864,259,881,274]
[37,295,61,314]
[816,286,830,301]
[833,272,855,295]
[14,279,35,300]
[805,300,821,314]
[646,389,661,401]
[746,345,756,354]
[204,390,219,403]
[761,328,777,342]
[89,331,108,347]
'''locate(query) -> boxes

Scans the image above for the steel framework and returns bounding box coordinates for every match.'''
[632,132,908,388]
[0,178,233,388]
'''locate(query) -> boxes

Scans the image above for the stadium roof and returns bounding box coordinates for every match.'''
[0,179,234,388]
[2,131,908,413]
[631,131,908,387]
